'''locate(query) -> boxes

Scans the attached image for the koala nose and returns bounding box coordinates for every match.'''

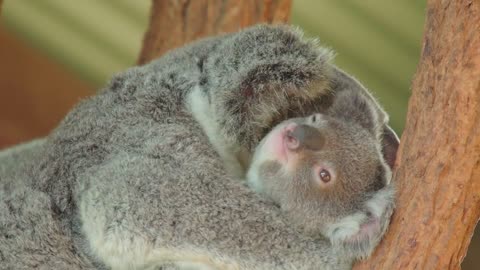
[284,123,300,150]
[285,124,324,151]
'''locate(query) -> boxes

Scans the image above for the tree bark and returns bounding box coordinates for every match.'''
[138,0,291,64]
[354,1,480,269]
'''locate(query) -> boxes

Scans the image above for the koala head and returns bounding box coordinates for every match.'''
[247,90,399,259]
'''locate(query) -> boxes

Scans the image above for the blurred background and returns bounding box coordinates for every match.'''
[0,0,477,267]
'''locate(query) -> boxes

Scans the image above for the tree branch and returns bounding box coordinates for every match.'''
[138,0,291,64]
[354,1,480,269]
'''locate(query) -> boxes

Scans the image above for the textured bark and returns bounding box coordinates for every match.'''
[354,1,480,269]
[138,0,291,64]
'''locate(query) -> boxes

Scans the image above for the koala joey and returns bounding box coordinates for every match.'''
[246,91,396,258]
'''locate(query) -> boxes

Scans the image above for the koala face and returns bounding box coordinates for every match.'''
[247,113,391,242]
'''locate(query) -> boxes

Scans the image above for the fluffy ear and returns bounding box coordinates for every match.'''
[327,90,381,136]
[204,25,334,150]
[324,185,395,260]
[382,125,400,170]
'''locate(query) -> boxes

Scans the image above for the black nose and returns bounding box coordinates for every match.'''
[287,124,324,151]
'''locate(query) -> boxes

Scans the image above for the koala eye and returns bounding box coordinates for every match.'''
[313,164,335,188]
[319,169,331,183]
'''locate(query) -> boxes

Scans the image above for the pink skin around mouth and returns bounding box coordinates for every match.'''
[264,122,298,164]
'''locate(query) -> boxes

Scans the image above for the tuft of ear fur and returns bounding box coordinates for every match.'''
[324,184,395,260]
[327,89,382,137]
[204,24,335,151]
[381,125,400,170]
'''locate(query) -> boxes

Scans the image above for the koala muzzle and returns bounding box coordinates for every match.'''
[285,124,324,151]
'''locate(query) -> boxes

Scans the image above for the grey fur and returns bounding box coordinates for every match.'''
[247,91,397,260]
[0,25,398,269]
[0,140,96,269]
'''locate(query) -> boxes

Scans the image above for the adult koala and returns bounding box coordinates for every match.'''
[0,25,399,269]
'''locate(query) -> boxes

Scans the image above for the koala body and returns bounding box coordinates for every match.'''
[0,25,398,270]
[247,97,395,258]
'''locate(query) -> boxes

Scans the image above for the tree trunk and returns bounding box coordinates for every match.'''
[138,0,291,64]
[354,1,480,269]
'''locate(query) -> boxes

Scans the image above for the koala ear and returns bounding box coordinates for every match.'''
[328,90,380,136]
[204,25,335,150]
[382,125,400,170]
[324,186,395,259]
